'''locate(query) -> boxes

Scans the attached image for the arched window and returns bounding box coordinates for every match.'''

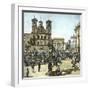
[37,35,39,39]
[41,36,43,39]
[44,36,46,39]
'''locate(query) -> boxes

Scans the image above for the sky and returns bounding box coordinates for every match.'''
[24,12,80,42]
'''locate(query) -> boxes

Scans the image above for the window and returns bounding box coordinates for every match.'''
[37,35,39,39]
[41,36,43,39]
[44,36,46,39]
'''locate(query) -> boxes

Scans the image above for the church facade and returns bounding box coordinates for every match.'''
[24,17,65,53]
[28,17,52,52]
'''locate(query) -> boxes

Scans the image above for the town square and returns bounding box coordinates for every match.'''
[23,12,80,78]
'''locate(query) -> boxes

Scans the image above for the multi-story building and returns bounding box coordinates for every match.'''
[27,17,52,52]
[24,17,66,53]
[74,23,80,52]
[70,34,77,52]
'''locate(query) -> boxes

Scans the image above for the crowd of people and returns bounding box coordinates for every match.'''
[24,49,80,77]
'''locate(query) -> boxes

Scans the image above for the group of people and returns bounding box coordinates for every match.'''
[26,61,41,77]
[25,49,80,77]
[26,61,61,77]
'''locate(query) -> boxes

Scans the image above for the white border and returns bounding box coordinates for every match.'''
[11,4,87,87]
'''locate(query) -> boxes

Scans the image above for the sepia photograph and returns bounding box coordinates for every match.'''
[22,10,80,78]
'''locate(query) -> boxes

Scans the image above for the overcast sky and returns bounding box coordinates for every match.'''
[24,12,80,42]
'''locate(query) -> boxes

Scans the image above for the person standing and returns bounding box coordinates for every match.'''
[56,64,61,76]
[48,62,52,72]
[26,68,29,77]
[38,62,41,72]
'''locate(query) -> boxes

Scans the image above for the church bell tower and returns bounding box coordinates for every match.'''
[32,17,38,33]
[46,20,52,33]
